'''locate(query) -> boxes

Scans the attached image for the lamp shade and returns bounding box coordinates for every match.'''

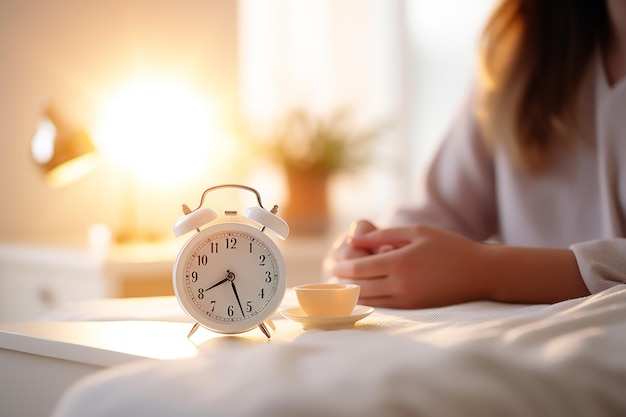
[31,104,97,187]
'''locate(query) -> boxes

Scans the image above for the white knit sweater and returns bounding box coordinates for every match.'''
[390,54,626,293]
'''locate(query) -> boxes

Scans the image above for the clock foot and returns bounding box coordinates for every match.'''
[258,322,271,339]
[266,319,276,331]
[187,322,200,338]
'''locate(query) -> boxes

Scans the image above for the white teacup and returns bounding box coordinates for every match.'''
[294,283,360,317]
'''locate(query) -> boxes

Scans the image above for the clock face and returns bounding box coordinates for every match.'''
[173,222,286,334]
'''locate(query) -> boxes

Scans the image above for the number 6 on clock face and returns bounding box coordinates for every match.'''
[173,222,286,336]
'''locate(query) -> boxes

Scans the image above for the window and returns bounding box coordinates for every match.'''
[238,0,498,226]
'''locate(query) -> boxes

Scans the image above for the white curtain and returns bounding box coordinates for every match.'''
[405,0,499,184]
[238,0,407,225]
[238,0,498,225]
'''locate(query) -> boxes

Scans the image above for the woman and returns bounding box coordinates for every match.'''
[326,0,626,308]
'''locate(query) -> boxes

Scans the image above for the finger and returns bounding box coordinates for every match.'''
[347,219,377,238]
[346,220,378,251]
[349,227,413,250]
[337,277,393,299]
[332,235,371,261]
[374,244,395,254]
[331,251,396,279]
[341,280,409,309]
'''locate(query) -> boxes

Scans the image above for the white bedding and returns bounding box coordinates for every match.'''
[52,286,626,417]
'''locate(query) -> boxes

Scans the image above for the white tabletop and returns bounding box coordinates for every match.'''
[0,319,304,368]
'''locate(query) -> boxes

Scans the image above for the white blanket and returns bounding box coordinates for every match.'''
[52,286,626,417]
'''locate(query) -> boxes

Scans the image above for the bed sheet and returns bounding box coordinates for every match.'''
[52,286,626,417]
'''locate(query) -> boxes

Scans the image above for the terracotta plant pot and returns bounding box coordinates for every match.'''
[284,168,330,235]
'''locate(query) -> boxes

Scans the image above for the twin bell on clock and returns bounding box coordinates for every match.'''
[172,184,289,339]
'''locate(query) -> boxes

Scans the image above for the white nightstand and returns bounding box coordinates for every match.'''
[0,242,178,322]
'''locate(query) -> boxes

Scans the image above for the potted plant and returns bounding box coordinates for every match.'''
[251,108,385,235]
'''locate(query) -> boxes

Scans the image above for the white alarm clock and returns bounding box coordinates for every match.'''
[172,184,289,339]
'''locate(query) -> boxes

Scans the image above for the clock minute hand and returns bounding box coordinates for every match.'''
[231,281,245,317]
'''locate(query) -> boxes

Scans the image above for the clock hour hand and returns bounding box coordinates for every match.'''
[231,281,245,317]
[205,270,235,291]
[205,278,229,291]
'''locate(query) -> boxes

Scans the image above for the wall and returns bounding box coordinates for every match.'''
[0,0,238,246]
[405,0,499,185]
[0,0,501,246]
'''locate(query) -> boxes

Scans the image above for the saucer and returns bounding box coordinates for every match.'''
[281,305,374,330]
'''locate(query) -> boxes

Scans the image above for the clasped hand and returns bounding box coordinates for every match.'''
[325,220,488,308]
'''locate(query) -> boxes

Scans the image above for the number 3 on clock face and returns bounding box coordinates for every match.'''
[173,222,286,335]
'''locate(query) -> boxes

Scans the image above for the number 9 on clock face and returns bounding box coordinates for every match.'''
[173,222,286,335]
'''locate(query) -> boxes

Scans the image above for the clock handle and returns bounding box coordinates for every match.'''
[175,184,289,238]
[194,184,266,211]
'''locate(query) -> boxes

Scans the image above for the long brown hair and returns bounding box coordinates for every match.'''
[478,0,609,172]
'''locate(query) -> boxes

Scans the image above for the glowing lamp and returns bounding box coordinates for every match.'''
[93,78,217,186]
[31,104,97,187]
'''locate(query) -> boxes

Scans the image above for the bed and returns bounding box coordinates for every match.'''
[45,285,626,416]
